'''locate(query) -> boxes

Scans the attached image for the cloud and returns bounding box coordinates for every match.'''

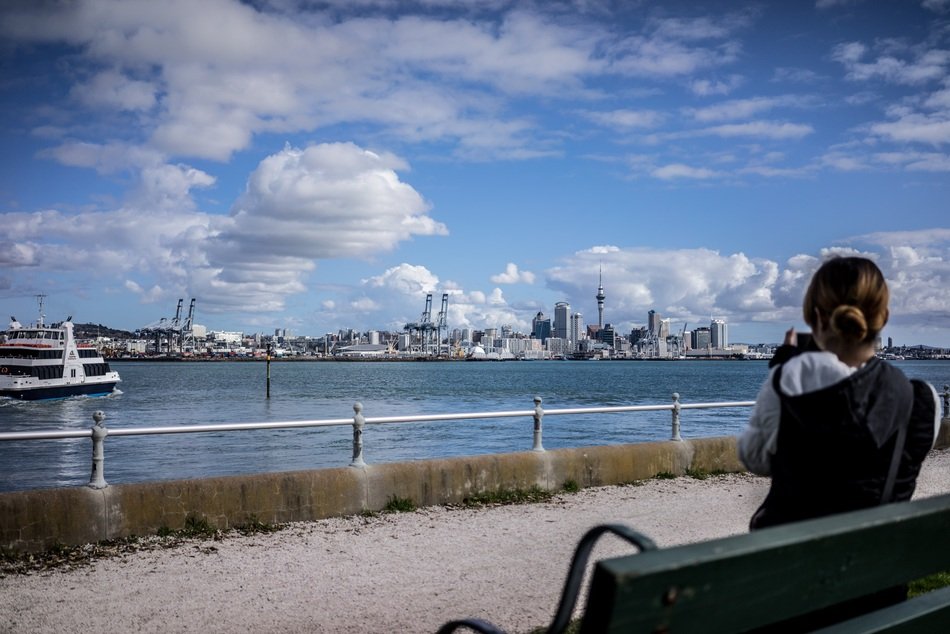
[1,142,447,317]
[832,40,950,85]
[816,0,862,9]
[0,2,768,163]
[346,263,531,332]
[685,96,810,123]
[220,142,446,260]
[69,70,158,112]
[869,114,950,145]
[689,74,744,96]
[606,14,747,77]
[490,263,536,284]
[922,0,950,13]
[651,163,720,179]
[873,151,950,171]
[580,109,665,130]
[539,235,950,337]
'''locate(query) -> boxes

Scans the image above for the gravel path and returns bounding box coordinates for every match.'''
[3,449,949,634]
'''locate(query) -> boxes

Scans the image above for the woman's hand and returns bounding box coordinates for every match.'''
[783,327,797,347]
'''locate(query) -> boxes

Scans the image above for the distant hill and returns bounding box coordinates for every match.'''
[71,323,135,339]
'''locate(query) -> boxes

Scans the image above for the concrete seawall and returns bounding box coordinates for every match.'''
[0,436,740,553]
[3,422,947,555]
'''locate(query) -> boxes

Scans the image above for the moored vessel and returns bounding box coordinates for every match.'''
[0,297,121,400]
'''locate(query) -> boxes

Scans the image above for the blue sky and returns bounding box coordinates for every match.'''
[1,0,948,346]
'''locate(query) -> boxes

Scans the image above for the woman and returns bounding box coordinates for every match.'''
[739,256,941,530]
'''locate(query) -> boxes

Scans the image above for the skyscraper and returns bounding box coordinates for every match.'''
[554,302,571,341]
[570,312,584,346]
[648,310,662,336]
[711,318,728,349]
[596,266,605,328]
[532,311,551,342]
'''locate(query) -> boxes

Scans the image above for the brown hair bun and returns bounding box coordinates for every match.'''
[829,304,868,343]
[803,256,889,344]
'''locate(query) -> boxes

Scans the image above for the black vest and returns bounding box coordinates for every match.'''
[751,357,934,529]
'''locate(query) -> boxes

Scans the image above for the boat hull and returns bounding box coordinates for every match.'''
[0,381,118,401]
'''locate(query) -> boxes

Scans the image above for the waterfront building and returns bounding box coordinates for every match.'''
[532,312,551,342]
[554,302,571,342]
[597,323,617,348]
[711,318,728,349]
[368,330,380,345]
[570,312,585,347]
[648,310,662,337]
[692,327,711,350]
[546,337,570,357]
[211,331,243,345]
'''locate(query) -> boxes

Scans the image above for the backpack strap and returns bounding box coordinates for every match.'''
[881,412,909,504]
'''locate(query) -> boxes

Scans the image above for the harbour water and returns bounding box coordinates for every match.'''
[1,360,948,493]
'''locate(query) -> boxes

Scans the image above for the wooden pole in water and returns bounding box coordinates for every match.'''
[266,344,271,399]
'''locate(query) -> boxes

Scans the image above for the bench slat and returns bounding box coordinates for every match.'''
[812,585,950,633]
[580,494,950,633]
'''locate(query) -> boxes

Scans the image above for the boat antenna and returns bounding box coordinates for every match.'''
[36,294,46,327]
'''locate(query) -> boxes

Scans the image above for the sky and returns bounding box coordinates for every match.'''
[1,0,949,347]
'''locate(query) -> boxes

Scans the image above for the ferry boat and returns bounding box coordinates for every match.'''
[0,298,121,400]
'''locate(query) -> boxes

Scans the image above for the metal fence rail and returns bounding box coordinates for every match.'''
[3,386,948,490]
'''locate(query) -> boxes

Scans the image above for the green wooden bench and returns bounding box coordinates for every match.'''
[438,493,950,633]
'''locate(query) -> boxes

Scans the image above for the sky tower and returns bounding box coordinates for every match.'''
[596,266,605,328]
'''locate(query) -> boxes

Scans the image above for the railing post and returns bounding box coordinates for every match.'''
[942,385,949,423]
[350,402,366,467]
[88,411,108,489]
[671,393,682,441]
[532,396,545,452]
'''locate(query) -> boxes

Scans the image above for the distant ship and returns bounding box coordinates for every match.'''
[0,297,121,400]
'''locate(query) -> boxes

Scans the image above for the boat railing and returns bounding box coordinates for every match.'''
[2,387,948,490]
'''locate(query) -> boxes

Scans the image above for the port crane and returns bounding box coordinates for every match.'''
[403,292,448,356]
[141,298,196,354]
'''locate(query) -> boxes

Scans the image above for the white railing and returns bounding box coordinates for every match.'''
[3,386,948,490]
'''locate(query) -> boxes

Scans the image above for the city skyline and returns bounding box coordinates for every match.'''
[1,1,949,347]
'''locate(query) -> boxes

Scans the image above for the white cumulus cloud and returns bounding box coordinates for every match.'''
[490,263,536,284]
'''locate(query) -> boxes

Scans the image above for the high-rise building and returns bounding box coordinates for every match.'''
[711,318,728,349]
[532,311,551,342]
[648,310,662,336]
[597,323,616,348]
[570,312,584,346]
[692,327,711,349]
[596,266,605,328]
[554,302,570,341]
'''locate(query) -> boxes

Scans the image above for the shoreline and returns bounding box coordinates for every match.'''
[3,449,949,634]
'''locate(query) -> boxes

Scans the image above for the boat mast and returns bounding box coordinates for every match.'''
[36,294,46,327]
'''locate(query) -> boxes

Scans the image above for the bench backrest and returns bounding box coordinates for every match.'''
[580,493,950,633]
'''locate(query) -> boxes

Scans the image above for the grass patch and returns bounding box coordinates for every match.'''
[1,513,289,577]
[910,571,950,597]
[235,515,282,536]
[562,479,580,493]
[462,485,554,507]
[179,514,219,539]
[383,495,417,513]
[653,471,677,480]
